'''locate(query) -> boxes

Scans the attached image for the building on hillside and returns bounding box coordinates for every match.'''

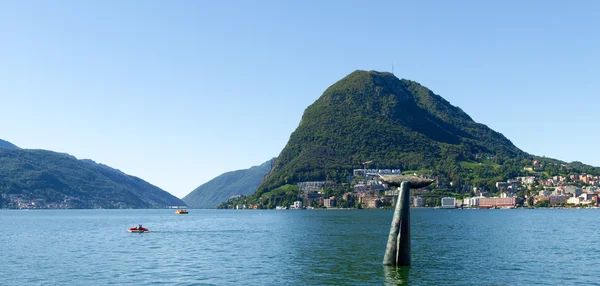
[354,184,368,194]
[385,189,399,196]
[297,181,336,193]
[441,197,456,208]
[496,181,518,192]
[580,193,598,201]
[517,176,536,185]
[587,186,600,192]
[538,190,551,197]
[369,182,387,191]
[564,185,582,196]
[479,197,517,208]
[353,169,402,177]
[342,192,357,201]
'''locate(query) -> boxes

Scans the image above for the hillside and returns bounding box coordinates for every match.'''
[0,147,185,208]
[0,139,19,149]
[182,158,275,208]
[255,70,531,198]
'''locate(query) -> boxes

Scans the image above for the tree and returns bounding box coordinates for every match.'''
[527,196,534,207]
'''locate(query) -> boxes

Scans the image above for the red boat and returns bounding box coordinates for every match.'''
[128,225,150,233]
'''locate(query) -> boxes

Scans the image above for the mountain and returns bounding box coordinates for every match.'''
[0,139,19,149]
[182,158,275,208]
[0,146,185,208]
[256,70,529,196]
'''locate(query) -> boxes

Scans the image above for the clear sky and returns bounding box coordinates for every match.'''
[1,0,599,198]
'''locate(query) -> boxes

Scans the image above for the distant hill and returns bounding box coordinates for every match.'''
[0,139,19,149]
[182,158,275,208]
[257,70,525,195]
[0,146,185,208]
[247,70,600,207]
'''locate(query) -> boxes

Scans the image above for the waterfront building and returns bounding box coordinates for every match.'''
[441,197,456,208]
[479,197,517,208]
[364,197,381,208]
[323,197,335,208]
[463,197,480,208]
[549,195,569,206]
[412,196,424,207]
[291,201,302,209]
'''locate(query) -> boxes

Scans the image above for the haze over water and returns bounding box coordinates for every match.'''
[1,209,599,285]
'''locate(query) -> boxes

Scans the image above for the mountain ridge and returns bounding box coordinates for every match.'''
[0,139,19,149]
[0,143,184,208]
[182,158,275,208]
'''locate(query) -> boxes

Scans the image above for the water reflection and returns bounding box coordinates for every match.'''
[384,266,410,285]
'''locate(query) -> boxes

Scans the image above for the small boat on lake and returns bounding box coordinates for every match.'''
[175,209,188,214]
[128,225,150,233]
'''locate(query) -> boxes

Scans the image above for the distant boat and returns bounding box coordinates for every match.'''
[128,226,150,233]
[175,209,188,214]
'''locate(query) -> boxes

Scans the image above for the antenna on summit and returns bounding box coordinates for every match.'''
[392,62,394,75]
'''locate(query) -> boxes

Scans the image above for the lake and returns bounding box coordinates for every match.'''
[1,208,599,285]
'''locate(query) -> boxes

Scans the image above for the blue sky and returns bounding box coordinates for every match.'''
[1,0,599,198]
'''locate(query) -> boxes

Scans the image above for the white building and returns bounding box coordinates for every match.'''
[517,176,536,185]
[463,197,480,208]
[567,197,581,205]
[291,201,303,209]
[441,197,456,208]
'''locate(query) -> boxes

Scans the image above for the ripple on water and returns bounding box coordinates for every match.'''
[1,209,600,285]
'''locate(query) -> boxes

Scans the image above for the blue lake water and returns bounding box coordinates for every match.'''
[1,208,599,285]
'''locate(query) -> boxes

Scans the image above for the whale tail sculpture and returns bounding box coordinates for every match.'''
[380,175,434,266]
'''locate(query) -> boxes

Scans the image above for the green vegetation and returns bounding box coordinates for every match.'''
[217,184,303,209]
[238,70,600,208]
[182,158,275,208]
[256,70,525,196]
[0,147,184,208]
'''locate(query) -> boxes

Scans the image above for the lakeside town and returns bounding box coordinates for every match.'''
[232,161,600,210]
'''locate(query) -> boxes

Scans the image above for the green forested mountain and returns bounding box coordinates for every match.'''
[0,146,185,208]
[0,139,19,149]
[253,70,600,202]
[182,158,275,208]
